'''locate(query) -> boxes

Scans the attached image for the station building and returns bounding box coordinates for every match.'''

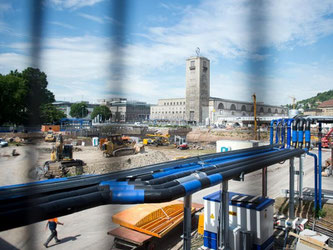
[150,56,287,124]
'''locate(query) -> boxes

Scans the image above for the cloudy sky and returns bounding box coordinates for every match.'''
[0,0,333,105]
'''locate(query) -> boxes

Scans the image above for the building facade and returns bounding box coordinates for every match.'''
[150,98,186,121]
[99,98,150,123]
[318,99,333,116]
[209,97,286,122]
[53,101,98,119]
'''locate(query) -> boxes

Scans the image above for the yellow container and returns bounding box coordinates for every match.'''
[143,139,148,145]
[197,213,204,235]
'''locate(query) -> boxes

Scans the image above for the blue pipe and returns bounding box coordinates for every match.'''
[152,148,276,179]
[270,120,276,145]
[305,119,311,149]
[287,119,293,148]
[307,151,318,212]
[106,149,280,191]
[298,119,305,149]
[292,119,298,148]
[318,122,322,209]
[275,119,282,144]
[280,120,287,148]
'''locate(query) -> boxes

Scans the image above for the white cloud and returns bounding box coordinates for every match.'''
[2,0,333,105]
[0,53,29,73]
[49,21,75,30]
[78,13,104,24]
[211,62,333,106]
[49,0,104,10]
[140,0,333,60]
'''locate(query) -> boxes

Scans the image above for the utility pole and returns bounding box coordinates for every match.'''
[252,94,257,140]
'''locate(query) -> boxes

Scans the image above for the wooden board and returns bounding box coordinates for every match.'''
[108,227,152,246]
[109,202,204,245]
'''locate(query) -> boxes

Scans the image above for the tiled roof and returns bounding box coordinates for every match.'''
[318,99,333,108]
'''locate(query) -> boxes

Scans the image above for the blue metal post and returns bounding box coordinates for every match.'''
[292,119,298,148]
[318,122,322,209]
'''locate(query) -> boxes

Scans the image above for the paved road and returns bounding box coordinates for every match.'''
[0,149,332,250]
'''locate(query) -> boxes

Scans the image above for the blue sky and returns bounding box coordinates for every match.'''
[0,0,333,105]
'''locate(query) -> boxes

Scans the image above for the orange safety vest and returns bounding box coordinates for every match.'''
[48,218,58,223]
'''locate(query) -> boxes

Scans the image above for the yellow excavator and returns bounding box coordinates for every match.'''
[143,133,170,146]
[45,134,84,178]
[102,135,136,157]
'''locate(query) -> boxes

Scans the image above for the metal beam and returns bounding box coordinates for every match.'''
[183,195,192,250]
[219,181,229,249]
[318,122,322,210]
[299,154,304,205]
[262,167,267,197]
[289,157,295,219]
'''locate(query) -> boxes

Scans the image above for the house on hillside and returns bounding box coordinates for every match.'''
[303,108,322,116]
[318,99,333,116]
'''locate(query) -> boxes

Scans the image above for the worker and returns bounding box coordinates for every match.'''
[44,218,64,248]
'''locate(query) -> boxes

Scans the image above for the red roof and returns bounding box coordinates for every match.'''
[318,99,333,108]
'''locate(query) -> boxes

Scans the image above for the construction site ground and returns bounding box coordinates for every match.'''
[0,136,333,249]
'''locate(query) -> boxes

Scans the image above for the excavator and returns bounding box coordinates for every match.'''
[45,134,84,178]
[143,133,170,146]
[102,134,137,157]
[322,128,333,148]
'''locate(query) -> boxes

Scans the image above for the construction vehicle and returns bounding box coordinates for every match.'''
[322,128,333,148]
[174,135,188,150]
[44,134,84,178]
[311,128,333,148]
[102,134,136,157]
[44,131,56,142]
[143,133,170,146]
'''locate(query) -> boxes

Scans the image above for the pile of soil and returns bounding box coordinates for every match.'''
[84,151,170,174]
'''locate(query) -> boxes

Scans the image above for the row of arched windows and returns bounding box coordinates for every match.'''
[217,103,285,114]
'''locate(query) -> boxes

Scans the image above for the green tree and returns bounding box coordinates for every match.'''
[91,105,111,121]
[0,74,27,125]
[70,102,88,118]
[20,67,55,124]
[0,68,56,126]
[40,104,66,124]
